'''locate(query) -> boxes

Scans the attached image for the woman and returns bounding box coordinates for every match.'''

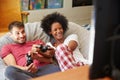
[41,12,88,71]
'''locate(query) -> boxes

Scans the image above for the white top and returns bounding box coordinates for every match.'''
[63,34,88,64]
[46,34,88,64]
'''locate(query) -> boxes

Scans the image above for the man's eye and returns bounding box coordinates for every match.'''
[22,31,25,34]
[14,32,19,35]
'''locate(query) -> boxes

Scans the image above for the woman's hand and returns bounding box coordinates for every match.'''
[68,40,78,52]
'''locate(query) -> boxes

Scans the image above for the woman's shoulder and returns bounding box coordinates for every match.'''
[64,34,79,45]
[65,34,78,39]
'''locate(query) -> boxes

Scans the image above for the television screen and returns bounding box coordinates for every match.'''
[89,0,120,79]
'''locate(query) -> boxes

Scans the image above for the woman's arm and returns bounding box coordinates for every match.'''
[68,40,78,52]
[64,34,79,52]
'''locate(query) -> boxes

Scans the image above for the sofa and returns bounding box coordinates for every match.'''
[0,22,90,80]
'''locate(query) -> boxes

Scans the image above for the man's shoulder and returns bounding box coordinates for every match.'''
[2,43,13,49]
[27,39,45,44]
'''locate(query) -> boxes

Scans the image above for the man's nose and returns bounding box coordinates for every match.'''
[19,33,24,37]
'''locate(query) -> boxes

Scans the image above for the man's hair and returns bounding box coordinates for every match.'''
[8,21,24,31]
[41,12,68,37]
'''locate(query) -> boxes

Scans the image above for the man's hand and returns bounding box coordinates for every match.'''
[31,44,40,54]
[29,44,41,59]
[30,44,55,58]
[39,47,55,58]
[25,63,38,73]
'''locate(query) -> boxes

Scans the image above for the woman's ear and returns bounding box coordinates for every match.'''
[49,32,52,35]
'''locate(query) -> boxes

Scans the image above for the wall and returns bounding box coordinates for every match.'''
[0,0,21,32]
[27,0,93,25]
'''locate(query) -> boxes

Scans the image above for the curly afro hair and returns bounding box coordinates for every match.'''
[41,12,68,37]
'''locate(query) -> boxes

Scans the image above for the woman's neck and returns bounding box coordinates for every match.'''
[56,39,64,44]
[54,38,64,47]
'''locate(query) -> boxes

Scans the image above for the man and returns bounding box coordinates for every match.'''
[0,21,60,80]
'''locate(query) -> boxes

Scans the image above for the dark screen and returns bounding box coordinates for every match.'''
[89,0,120,79]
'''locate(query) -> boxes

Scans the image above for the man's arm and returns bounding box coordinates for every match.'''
[39,48,55,58]
[29,50,54,63]
[3,54,31,71]
[30,44,55,58]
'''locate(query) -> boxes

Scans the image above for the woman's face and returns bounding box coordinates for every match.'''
[50,22,64,40]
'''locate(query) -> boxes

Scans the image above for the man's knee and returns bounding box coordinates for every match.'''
[5,66,18,77]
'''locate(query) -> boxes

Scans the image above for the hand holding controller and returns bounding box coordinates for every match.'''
[26,53,33,66]
[38,44,50,52]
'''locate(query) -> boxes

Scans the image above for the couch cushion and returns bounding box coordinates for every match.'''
[0,22,50,52]
[25,22,90,59]
[25,22,50,42]
[0,22,90,80]
[0,22,90,59]
[0,33,14,53]
[65,22,90,59]
[0,58,7,80]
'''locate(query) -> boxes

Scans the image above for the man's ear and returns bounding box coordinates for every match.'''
[9,32,12,35]
[9,32,13,38]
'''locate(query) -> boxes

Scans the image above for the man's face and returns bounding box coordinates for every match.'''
[10,26,26,44]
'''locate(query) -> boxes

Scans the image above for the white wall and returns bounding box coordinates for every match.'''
[27,0,93,25]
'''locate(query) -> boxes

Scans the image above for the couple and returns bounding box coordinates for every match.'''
[1,12,88,80]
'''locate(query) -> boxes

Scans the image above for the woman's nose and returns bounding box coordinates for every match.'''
[57,29,61,33]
